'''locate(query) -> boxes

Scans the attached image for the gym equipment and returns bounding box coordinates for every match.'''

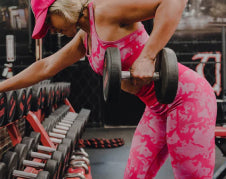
[0,92,7,127]
[22,159,58,179]
[15,88,27,119]
[25,86,32,114]
[1,151,18,179]
[23,134,70,177]
[0,162,7,178]
[6,90,17,123]
[13,170,50,179]
[103,47,178,104]
[31,85,42,111]
[14,142,64,178]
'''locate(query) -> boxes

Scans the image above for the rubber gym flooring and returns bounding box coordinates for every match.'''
[82,127,226,179]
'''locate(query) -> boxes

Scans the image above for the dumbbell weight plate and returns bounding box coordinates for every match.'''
[21,137,35,159]
[103,47,121,106]
[14,143,28,170]
[2,151,18,179]
[103,47,179,105]
[0,162,7,179]
[0,92,7,127]
[154,48,178,104]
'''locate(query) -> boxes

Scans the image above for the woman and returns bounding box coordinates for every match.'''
[0,0,217,178]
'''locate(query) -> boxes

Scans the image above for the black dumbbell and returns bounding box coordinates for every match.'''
[22,159,58,179]
[14,143,63,179]
[6,90,17,124]
[15,88,27,119]
[0,161,50,179]
[28,132,71,175]
[30,131,72,158]
[0,92,7,127]
[46,109,89,144]
[103,47,179,105]
[0,151,18,179]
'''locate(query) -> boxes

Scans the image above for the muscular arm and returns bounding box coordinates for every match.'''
[0,30,86,92]
[142,0,187,59]
[98,0,187,57]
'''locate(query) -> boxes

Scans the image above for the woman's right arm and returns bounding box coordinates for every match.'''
[0,30,86,92]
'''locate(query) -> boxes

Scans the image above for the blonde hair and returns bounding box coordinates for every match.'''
[48,0,90,24]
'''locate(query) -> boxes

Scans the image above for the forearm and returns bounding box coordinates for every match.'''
[142,0,187,59]
[0,59,51,92]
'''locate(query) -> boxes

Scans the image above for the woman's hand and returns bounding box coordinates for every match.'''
[130,56,155,86]
[121,55,156,94]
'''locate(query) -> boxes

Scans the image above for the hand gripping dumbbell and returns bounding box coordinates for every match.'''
[14,143,63,179]
[103,47,179,106]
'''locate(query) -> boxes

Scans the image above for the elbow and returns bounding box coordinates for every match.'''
[39,58,56,79]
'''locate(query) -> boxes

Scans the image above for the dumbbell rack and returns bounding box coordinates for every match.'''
[0,81,93,179]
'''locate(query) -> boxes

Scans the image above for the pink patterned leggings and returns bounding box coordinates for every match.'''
[124,66,217,179]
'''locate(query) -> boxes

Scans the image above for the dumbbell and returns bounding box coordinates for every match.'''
[22,159,58,179]
[15,88,27,119]
[31,85,42,111]
[13,170,50,179]
[6,90,17,123]
[0,161,50,179]
[72,148,89,158]
[28,132,71,174]
[103,47,179,105]
[63,172,86,179]
[30,130,73,157]
[25,86,32,114]
[14,143,63,179]
[48,109,88,140]
[70,155,90,166]
[68,160,89,175]
[0,151,18,179]
[42,115,80,146]
[0,92,7,127]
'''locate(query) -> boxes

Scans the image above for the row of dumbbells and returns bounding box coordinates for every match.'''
[42,105,88,148]
[0,81,71,127]
[64,148,90,179]
[0,131,71,179]
[0,106,91,179]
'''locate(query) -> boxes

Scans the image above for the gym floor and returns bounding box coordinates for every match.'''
[82,127,226,179]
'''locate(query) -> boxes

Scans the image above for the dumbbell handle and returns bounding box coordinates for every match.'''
[13,170,37,179]
[23,159,45,169]
[30,151,51,160]
[37,144,56,153]
[122,71,160,80]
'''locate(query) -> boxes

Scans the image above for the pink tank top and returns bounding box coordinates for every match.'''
[84,2,149,75]
[84,2,188,107]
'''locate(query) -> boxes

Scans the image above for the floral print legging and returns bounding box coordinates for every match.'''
[124,65,217,179]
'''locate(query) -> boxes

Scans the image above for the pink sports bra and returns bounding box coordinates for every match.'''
[83,1,149,75]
